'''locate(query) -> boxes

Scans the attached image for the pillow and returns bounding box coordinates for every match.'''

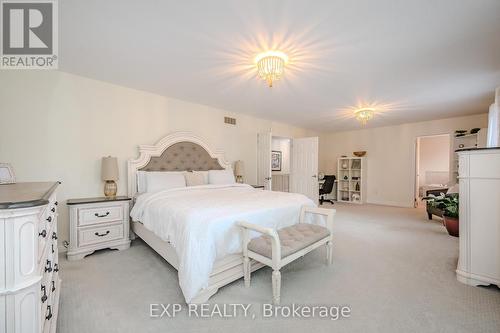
[184,171,206,187]
[145,171,186,192]
[208,169,235,185]
[193,170,209,184]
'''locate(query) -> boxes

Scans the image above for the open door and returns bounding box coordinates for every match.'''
[257,132,272,190]
[290,137,319,203]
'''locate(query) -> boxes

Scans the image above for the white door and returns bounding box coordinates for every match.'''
[290,137,319,203]
[257,132,272,190]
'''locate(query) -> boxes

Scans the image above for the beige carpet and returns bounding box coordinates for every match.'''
[58,203,500,333]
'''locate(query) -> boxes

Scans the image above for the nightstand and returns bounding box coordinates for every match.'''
[66,196,131,260]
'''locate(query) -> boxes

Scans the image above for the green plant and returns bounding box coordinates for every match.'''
[424,194,459,218]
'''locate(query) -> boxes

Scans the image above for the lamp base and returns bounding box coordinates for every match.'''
[104,180,117,197]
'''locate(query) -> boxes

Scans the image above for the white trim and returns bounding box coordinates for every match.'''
[127,131,231,198]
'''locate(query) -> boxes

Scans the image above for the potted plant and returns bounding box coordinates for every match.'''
[424,194,459,237]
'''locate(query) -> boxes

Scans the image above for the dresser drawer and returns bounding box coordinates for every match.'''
[78,223,124,247]
[78,204,123,226]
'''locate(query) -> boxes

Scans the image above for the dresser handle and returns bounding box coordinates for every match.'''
[41,285,47,303]
[51,244,55,253]
[94,230,110,237]
[45,260,52,273]
[39,230,47,238]
[54,201,58,206]
[51,280,56,292]
[52,232,58,240]
[54,263,59,272]
[94,212,110,218]
[46,306,52,320]
[46,216,52,222]
[51,207,56,213]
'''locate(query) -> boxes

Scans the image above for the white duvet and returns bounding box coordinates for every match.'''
[130,184,315,302]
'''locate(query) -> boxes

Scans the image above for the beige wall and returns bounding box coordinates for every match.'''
[0,71,316,247]
[417,135,450,187]
[319,114,488,207]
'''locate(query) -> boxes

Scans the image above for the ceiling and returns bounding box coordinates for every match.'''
[60,0,500,132]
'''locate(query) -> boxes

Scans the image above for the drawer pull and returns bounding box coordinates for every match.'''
[94,211,110,218]
[52,232,58,240]
[41,285,47,303]
[54,263,59,272]
[51,244,55,254]
[46,216,52,222]
[51,207,56,213]
[44,260,52,273]
[94,230,110,237]
[46,306,52,320]
[51,280,56,292]
[55,201,58,206]
[39,230,47,238]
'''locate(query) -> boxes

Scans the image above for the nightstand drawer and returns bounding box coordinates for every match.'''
[78,205,123,226]
[78,223,124,247]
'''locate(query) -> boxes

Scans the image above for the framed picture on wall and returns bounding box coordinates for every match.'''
[0,163,16,184]
[271,151,282,171]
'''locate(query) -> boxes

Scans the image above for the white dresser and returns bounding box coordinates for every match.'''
[456,148,500,287]
[66,196,131,261]
[0,182,60,333]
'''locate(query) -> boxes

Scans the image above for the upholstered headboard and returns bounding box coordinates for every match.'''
[127,132,231,197]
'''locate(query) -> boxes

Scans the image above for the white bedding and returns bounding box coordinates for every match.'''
[130,183,316,302]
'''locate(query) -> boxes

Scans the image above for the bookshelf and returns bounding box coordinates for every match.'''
[337,157,366,204]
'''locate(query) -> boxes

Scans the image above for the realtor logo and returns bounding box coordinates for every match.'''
[1,0,58,69]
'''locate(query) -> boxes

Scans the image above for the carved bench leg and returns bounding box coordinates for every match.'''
[243,257,251,287]
[272,270,281,305]
[326,241,333,265]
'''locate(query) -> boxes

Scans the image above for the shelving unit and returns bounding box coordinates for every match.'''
[337,157,366,204]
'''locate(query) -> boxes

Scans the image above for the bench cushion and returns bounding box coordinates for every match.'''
[248,223,330,259]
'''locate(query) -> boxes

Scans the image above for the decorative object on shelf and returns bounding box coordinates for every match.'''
[455,130,467,137]
[0,163,15,184]
[355,182,360,191]
[255,51,288,87]
[102,156,119,197]
[470,128,480,134]
[271,151,282,171]
[353,151,366,157]
[234,160,245,183]
[351,176,359,180]
[354,107,374,125]
[458,144,465,148]
[343,175,348,180]
[424,194,459,237]
[342,161,348,169]
[351,159,361,169]
[341,155,347,158]
[352,193,361,202]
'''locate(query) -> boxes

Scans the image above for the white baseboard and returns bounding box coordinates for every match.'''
[366,199,413,208]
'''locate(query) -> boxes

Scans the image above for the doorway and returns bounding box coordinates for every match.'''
[414,134,451,207]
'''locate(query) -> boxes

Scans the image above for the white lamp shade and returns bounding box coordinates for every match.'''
[234,160,245,177]
[101,156,119,181]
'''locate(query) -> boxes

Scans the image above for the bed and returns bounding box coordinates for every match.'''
[127,132,316,303]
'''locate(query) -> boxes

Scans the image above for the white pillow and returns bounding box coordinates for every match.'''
[193,171,209,184]
[145,171,186,192]
[208,169,235,185]
[184,171,206,187]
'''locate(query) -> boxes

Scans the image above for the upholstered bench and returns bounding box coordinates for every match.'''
[238,206,335,304]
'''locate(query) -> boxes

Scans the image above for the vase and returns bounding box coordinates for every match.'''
[443,216,459,237]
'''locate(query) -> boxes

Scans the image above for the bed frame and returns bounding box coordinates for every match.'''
[127,132,263,303]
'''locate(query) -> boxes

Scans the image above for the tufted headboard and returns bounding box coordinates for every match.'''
[127,132,231,198]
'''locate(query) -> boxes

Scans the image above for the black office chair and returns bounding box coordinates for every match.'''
[319,175,336,205]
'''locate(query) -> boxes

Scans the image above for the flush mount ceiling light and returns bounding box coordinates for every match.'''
[354,107,375,125]
[255,51,288,87]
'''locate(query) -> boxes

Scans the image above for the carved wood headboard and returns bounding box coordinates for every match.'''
[127,132,231,197]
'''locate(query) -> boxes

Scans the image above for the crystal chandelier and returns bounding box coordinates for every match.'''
[354,108,375,125]
[255,51,288,87]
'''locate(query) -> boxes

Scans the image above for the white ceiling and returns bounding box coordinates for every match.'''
[60,0,500,132]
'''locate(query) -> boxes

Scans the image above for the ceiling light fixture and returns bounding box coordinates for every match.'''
[255,51,288,87]
[354,107,375,125]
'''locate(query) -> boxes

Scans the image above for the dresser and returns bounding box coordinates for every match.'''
[66,196,131,261]
[0,182,60,333]
[456,148,500,287]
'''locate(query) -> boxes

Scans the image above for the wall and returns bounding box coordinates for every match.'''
[0,71,316,248]
[319,114,488,207]
[417,135,450,187]
[271,137,291,175]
